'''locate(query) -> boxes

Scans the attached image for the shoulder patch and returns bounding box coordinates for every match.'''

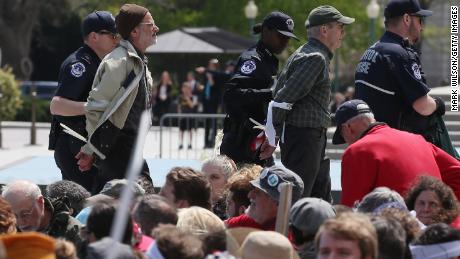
[240,60,257,74]
[70,62,86,78]
[411,63,421,80]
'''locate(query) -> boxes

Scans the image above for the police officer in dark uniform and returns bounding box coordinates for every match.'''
[354,0,446,143]
[220,11,298,166]
[49,11,118,193]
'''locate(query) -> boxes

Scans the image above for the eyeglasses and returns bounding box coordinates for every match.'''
[410,15,425,26]
[97,30,119,39]
[139,22,155,27]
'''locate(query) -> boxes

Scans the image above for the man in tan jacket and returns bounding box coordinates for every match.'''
[76,3,159,192]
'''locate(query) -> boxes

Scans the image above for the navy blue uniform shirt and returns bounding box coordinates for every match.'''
[54,44,101,135]
[354,31,430,129]
[224,40,278,123]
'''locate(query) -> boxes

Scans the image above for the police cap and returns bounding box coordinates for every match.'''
[81,11,117,37]
[256,11,299,40]
[384,0,433,19]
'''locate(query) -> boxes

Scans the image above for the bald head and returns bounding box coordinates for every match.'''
[2,180,42,201]
[2,180,45,232]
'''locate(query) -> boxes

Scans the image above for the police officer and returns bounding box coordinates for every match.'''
[49,11,118,193]
[354,0,445,140]
[220,11,298,166]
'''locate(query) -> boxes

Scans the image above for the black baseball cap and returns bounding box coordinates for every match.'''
[81,11,117,37]
[305,5,355,28]
[332,99,372,145]
[384,0,433,19]
[250,165,304,203]
[256,11,299,41]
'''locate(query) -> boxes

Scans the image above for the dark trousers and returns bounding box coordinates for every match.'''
[280,124,331,202]
[54,134,98,193]
[95,135,150,193]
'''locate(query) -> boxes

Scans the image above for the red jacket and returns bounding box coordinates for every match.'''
[341,124,460,207]
[225,214,276,231]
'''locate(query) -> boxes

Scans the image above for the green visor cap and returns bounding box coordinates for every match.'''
[305,5,355,28]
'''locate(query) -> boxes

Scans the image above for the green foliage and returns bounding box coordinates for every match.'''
[0,67,22,121]
[78,0,378,86]
[14,96,51,123]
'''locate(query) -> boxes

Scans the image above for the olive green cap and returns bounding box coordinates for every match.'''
[305,5,355,28]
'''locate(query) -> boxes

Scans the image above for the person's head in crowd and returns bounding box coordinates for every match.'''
[378,208,422,248]
[289,197,336,257]
[410,223,460,259]
[202,155,237,204]
[86,237,138,259]
[46,180,91,216]
[370,215,406,259]
[405,175,460,226]
[176,206,225,238]
[0,196,17,234]
[0,232,56,259]
[383,0,432,44]
[87,178,145,207]
[247,165,304,225]
[208,58,220,70]
[186,71,196,82]
[236,164,263,179]
[137,174,156,195]
[55,238,77,259]
[149,224,204,259]
[241,231,298,259]
[413,223,460,245]
[115,3,159,53]
[85,199,133,245]
[253,11,299,54]
[356,186,407,213]
[333,204,353,215]
[315,212,378,259]
[224,60,236,74]
[332,99,375,145]
[2,180,46,232]
[81,11,119,59]
[305,5,355,53]
[132,194,177,237]
[160,167,212,209]
[202,229,226,256]
[225,175,254,218]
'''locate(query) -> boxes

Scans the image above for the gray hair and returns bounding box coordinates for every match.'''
[2,180,42,200]
[306,23,335,39]
[356,187,407,213]
[202,155,236,180]
[346,112,375,124]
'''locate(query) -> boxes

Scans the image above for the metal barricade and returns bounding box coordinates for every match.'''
[158,113,226,159]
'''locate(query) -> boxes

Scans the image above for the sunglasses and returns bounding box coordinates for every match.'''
[97,30,118,39]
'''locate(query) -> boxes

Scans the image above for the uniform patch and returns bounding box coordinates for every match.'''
[70,62,86,77]
[267,174,279,187]
[240,60,256,74]
[286,19,294,31]
[411,63,421,80]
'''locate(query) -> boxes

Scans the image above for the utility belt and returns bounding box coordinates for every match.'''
[48,117,87,150]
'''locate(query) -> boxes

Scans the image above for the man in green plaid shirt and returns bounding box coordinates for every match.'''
[260,6,355,202]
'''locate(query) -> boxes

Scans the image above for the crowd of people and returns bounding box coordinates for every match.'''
[2,0,458,258]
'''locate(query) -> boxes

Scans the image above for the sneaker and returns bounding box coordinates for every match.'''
[179,144,183,150]
[188,144,192,149]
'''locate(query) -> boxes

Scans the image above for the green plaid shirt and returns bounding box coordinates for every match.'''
[273,38,333,137]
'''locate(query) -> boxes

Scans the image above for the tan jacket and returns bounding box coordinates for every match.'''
[81,40,153,158]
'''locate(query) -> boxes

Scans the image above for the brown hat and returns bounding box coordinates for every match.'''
[115,4,148,39]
